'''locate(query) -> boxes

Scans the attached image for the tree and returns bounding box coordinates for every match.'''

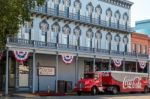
[0,0,45,50]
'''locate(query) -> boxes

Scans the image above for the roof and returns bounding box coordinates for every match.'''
[136,19,150,25]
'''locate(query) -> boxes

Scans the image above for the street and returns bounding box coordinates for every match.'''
[1,93,150,99]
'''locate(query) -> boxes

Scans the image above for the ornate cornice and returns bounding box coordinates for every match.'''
[98,0,134,9]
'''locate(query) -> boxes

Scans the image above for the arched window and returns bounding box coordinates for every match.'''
[86,28,93,48]
[51,22,60,43]
[24,21,33,41]
[74,0,81,19]
[115,10,121,28]
[106,8,112,26]
[123,35,128,52]
[74,26,81,46]
[106,32,112,50]
[63,0,71,17]
[62,24,71,45]
[86,2,94,22]
[123,13,128,29]
[95,5,102,24]
[52,0,61,15]
[95,30,102,49]
[114,34,121,51]
[39,19,49,42]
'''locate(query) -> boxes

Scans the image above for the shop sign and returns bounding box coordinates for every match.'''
[39,67,55,76]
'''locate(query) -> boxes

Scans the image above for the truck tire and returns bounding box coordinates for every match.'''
[112,86,118,95]
[77,91,82,95]
[144,86,149,93]
[91,87,97,95]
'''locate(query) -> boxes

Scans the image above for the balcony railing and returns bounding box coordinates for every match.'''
[31,7,134,33]
[7,37,148,59]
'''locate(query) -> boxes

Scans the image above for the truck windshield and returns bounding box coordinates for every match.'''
[84,74,94,79]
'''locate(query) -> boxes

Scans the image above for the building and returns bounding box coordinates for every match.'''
[131,33,149,54]
[1,0,149,94]
[135,19,150,36]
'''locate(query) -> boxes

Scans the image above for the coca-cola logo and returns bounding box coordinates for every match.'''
[123,77,142,89]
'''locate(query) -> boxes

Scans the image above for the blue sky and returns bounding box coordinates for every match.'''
[130,0,150,27]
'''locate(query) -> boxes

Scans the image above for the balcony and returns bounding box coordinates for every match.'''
[31,7,134,33]
[7,37,148,59]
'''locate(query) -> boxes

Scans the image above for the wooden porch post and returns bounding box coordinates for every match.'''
[5,48,9,95]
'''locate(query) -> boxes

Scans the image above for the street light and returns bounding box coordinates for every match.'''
[37,62,40,93]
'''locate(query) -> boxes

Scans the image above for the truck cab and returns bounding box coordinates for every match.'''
[74,72,104,95]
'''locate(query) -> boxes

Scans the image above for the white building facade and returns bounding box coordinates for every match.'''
[5,0,149,94]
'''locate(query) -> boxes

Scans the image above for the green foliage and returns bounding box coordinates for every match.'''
[0,0,45,49]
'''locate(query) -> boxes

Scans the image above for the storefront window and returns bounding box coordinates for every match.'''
[19,62,29,87]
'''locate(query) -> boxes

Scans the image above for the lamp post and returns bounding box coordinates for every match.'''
[37,62,40,93]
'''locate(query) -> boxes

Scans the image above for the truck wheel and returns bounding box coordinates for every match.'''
[144,86,149,93]
[91,87,97,95]
[112,86,118,95]
[77,91,82,95]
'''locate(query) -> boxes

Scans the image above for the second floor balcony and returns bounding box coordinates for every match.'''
[31,7,134,33]
[6,37,148,59]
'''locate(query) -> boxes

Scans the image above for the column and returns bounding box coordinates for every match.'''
[93,56,96,72]
[32,50,36,93]
[5,48,9,95]
[109,57,111,71]
[55,52,59,93]
[148,61,150,88]
[75,54,78,83]
[136,59,138,72]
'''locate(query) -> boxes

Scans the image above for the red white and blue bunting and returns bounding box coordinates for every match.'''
[61,53,74,64]
[113,59,122,68]
[138,61,147,69]
[13,50,29,63]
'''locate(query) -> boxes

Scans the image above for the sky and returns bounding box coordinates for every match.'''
[130,0,150,27]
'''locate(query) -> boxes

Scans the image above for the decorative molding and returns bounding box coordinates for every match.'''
[86,28,93,38]
[51,22,60,33]
[62,24,71,35]
[115,10,121,20]
[74,26,81,37]
[86,2,94,15]
[63,0,71,7]
[74,0,82,11]
[39,19,49,32]
[98,0,133,9]
[106,32,112,41]
[95,30,102,39]
[95,5,102,16]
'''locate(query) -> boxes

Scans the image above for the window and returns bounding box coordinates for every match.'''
[95,5,102,24]
[143,45,147,54]
[106,8,112,26]
[62,24,71,45]
[136,44,140,53]
[123,35,128,52]
[115,10,120,28]
[53,0,60,15]
[106,33,112,50]
[86,29,93,48]
[74,26,81,46]
[39,20,49,42]
[51,22,60,43]
[63,0,71,17]
[95,30,102,49]
[74,0,81,19]
[86,2,94,22]
[123,13,128,29]
[115,34,120,51]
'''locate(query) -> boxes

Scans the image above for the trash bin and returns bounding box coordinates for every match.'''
[65,81,72,93]
[57,80,66,93]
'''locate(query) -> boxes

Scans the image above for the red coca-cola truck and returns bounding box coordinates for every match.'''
[74,71,150,95]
